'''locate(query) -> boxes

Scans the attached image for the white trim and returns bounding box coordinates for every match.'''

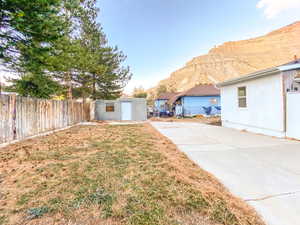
[217,68,279,87]
[218,63,300,87]
[278,63,300,72]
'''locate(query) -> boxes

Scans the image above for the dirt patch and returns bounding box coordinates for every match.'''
[0,123,263,225]
[149,116,221,126]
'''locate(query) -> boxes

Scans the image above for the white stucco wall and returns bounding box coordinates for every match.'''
[221,73,285,137]
[286,93,300,140]
[95,98,147,121]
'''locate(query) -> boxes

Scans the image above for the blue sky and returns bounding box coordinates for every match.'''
[1,0,299,92]
[98,0,300,93]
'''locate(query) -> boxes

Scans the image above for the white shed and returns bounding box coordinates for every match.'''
[217,60,300,139]
[94,98,147,121]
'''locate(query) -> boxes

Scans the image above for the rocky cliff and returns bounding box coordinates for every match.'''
[152,21,300,93]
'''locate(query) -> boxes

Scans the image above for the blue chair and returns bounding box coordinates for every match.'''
[214,106,221,111]
[202,106,212,115]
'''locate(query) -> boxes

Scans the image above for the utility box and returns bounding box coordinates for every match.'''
[95,98,147,121]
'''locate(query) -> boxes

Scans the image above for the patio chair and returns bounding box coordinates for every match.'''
[214,106,221,111]
[202,106,212,116]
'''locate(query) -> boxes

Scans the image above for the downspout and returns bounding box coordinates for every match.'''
[281,73,287,137]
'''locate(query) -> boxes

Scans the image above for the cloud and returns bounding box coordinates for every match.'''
[257,0,300,18]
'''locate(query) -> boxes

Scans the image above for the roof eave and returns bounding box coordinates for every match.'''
[278,63,300,72]
[181,94,220,97]
[217,68,279,87]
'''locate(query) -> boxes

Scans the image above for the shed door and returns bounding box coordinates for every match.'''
[121,102,132,120]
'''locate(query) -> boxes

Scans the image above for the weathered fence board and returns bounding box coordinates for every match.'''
[0,94,89,144]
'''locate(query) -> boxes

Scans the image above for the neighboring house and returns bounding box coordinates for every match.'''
[95,98,147,121]
[154,93,179,114]
[168,84,221,117]
[217,59,300,139]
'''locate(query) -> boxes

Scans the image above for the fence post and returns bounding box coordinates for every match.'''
[11,94,17,140]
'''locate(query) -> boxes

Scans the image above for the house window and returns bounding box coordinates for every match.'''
[210,98,218,105]
[238,87,247,108]
[106,103,115,112]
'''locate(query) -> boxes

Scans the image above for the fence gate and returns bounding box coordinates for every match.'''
[286,93,300,140]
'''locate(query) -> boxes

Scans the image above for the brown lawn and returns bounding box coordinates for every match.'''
[0,123,264,225]
[149,116,221,126]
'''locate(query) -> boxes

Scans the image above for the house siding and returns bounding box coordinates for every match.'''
[182,96,221,116]
[221,72,285,137]
[286,92,300,140]
[154,99,168,112]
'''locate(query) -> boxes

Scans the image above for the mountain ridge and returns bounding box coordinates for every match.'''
[150,21,300,94]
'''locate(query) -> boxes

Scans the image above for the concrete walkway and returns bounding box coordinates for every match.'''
[151,122,300,225]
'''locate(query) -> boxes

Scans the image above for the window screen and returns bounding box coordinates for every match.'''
[238,87,247,108]
[106,103,115,112]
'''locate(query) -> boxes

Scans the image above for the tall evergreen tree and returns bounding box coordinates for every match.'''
[73,0,132,100]
[7,73,62,98]
[1,0,132,99]
[0,0,66,72]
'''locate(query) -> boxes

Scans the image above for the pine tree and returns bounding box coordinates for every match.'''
[1,0,132,99]
[6,73,62,98]
[0,0,66,72]
[74,0,132,100]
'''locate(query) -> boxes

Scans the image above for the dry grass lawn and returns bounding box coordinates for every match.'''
[149,116,221,126]
[0,123,264,225]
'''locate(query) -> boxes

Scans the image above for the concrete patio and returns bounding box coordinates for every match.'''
[151,122,300,225]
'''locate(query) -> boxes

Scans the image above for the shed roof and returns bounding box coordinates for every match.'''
[168,84,220,105]
[156,92,179,100]
[217,59,300,87]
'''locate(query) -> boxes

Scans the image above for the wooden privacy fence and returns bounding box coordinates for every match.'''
[0,94,90,145]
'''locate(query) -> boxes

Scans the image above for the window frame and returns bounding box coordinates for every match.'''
[210,97,218,105]
[105,103,115,112]
[237,86,247,108]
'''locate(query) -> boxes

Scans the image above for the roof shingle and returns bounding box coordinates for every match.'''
[156,92,180,100]
[168,84,220,105]
[180,84,220,97]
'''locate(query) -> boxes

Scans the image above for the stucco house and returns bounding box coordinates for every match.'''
[168,84,221,117]
[217,59,300,139]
